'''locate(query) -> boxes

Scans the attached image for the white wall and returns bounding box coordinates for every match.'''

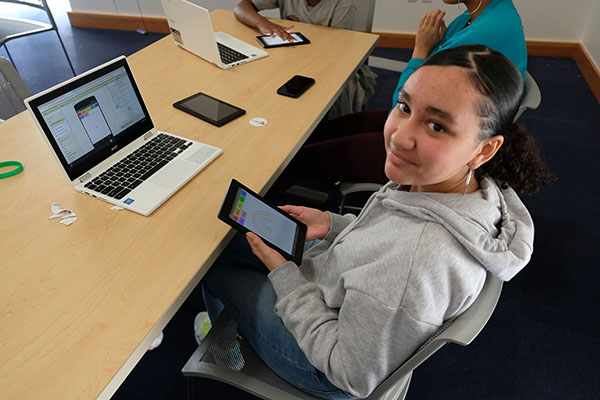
[69,0,596,42]
[373,0,597,42]
[67,0,277,17]
[582,0,600,69]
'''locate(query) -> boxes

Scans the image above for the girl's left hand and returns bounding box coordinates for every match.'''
[246,232,288,271]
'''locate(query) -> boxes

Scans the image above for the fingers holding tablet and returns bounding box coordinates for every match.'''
[218,179,307,265]
[256,32,310,48]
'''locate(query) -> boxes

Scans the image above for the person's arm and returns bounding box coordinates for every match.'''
[329,4,356,29]
[392,9,447,107]
[246,205,358,271]
[268,222,484,397]
[267,260,438,398]
[233,0,295,41]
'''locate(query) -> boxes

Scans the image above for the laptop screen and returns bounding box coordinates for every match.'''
[27,57,153,181]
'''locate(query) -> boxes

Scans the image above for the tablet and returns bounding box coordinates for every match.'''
[255,32,310,48]
[173,92,245,127]
[218,179,307,265]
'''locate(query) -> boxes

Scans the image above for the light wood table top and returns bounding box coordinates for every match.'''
[0,9,378,400]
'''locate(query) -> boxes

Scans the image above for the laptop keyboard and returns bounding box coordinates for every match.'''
[217,42,248,65]
[84,133,193,200]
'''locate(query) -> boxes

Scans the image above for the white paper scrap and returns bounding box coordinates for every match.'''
[60,217,78,226]
[49,202,77,225]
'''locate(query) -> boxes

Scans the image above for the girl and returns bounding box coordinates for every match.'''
[200,45,553,399]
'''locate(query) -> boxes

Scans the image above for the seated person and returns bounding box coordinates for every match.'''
[196,45,554,399]
[273,0,528,190]
[233,0,377,119]
[392,0,527,107]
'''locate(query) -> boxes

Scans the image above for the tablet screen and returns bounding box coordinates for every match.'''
[229,187,297,254]
[261,33,305,46]
[178,93,239,121]
[173,92,245,127]
[218,179,306,264]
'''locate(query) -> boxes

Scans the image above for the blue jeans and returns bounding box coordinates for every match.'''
[201,233,355,399]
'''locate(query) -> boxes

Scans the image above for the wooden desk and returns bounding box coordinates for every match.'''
[0,10,377,399]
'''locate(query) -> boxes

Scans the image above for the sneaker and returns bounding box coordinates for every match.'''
[194,311,212,345]
[148,331,164,351]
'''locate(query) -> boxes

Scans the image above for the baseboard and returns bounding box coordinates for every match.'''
[374,32,600,103]
[67,11,170,33]
[573,43,600,102]
[64,13,600,102]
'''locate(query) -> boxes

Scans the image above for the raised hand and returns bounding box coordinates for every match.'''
[413,9,447,59]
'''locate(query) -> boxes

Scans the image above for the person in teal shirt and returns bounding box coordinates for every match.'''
[393,0,527,106]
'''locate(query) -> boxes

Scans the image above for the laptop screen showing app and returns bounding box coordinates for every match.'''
[37,66,145,167]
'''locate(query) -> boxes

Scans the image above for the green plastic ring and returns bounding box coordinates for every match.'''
[0,161,24,179]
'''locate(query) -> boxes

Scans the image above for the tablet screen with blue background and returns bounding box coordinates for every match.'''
[229,188,297,254]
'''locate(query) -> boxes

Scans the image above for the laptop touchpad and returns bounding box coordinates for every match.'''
[150,161,196,189]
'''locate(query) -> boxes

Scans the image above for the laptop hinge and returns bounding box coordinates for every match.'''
[143,131,154,140]
[79,172,92,183]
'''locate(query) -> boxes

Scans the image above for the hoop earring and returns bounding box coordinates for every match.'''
[462,168,473,195]
[458,0,483,16]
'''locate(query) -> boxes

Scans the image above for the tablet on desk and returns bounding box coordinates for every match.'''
[256,32,310,48]
[173,92,245,127]
[218,179,307,264]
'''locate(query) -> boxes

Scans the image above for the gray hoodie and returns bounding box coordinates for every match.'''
[268,177,534,398]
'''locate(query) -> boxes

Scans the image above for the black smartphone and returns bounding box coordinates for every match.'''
[255,32,310,48]
[277,75,315,98]
[218,179,307,265]
[173,92,245,127]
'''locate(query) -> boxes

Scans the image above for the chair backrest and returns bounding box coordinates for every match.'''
[352,0,376,33]
[514,71,541,121]
[0,56,31,121]
[366,272,503,399]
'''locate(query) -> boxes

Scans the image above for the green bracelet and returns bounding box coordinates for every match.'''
[0,161,24,179]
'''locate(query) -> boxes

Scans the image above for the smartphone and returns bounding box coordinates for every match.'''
[173,92,245,127]
[218,179,307,265]
[277,75,315,98]
[74,96,113,145]
[256,32,310,48]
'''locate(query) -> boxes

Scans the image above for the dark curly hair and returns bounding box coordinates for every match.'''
[421,44,555,193]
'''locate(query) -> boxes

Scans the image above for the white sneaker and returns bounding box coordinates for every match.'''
[148,331,164,351]
[194,311,212,345]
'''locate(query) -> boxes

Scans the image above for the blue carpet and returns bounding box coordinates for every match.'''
[4,2,600,399]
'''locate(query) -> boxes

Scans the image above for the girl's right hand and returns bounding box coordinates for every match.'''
[256,20,295,42]
[279,205,331,241]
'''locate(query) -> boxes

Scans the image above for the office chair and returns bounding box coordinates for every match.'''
[182,272,502,400]
[0,56,31,121]
[514,71,542,120]
[352,0,376,33]
[0,0,75,75]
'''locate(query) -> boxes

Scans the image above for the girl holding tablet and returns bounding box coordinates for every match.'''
[199,45,553,399]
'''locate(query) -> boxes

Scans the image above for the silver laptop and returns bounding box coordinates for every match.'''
[161,0,268,69]
[25,56,222,216]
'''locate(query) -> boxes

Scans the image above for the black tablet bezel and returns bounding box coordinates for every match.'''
[173,92,245,127]
[218,179,307,265]
[255,32,311,48]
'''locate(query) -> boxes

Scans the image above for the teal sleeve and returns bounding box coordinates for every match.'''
[392,58,424,107]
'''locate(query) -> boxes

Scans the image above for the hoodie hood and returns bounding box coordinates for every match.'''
[378,177,534,281]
